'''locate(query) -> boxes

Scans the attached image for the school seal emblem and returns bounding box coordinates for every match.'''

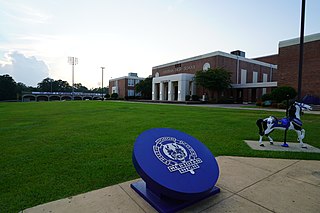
[153,136,203,174]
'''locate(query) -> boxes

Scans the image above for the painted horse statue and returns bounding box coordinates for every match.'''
[256,101,312,148]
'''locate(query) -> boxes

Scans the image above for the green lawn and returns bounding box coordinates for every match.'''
[1,101,319,212]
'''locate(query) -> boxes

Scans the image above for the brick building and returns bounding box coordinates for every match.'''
[109,73,145,98]
[255,33,320,99]
[152,51,277,102]
[277,33,320,97]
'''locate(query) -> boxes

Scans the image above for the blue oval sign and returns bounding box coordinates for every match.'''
[132,128,219,200]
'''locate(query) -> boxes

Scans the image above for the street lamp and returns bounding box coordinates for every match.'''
[68,56,78,100]
[297,0,306,100]
[101,67,105,100]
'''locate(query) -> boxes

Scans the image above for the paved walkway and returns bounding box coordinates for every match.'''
[23,156,320,213]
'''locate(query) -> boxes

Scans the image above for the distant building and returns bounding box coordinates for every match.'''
[109,73,145,98]
[152,51,277,102]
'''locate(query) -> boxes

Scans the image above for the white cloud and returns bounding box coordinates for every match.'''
[0,52,49,86]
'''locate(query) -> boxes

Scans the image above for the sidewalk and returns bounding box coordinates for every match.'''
[22,156,320,213]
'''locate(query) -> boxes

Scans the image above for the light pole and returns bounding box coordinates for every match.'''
[101,67,105,100]
[68,57,78,100]
[298,0,306,100]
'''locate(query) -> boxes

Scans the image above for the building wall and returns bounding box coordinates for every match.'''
[152,51,277,102]
[253,54,279,66]
[109,77,144,98]
[152,53,275,84]
[277,37,320,97]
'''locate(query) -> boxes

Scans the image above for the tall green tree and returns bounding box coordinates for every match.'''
[37,78,72,92]
[194,67,232,101]
[16,82,35,100]
[74,83,89,93]
[135,77,152,99]
[0,74,17,101]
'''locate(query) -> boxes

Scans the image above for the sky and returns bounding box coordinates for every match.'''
[0,0,319,88]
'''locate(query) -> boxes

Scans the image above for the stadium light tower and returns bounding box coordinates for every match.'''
[68,57,78,100]
[101,67,105,100]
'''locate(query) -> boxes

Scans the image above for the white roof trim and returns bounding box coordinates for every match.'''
[231,82,277,88]
[153,51,277,70]
[279,33,320,48]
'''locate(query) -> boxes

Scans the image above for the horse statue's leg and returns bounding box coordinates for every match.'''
[267,135,274,145]
[296,129,307,148]
[258,135,264,146]
[301,129,305,140]
[256,119,265,147]
[291,122,307,148]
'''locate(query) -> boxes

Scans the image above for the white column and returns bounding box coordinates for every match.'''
[191,81,196,96]
[178,80,189,101]
[152,82,158,100]
[168,81,173,101]
[159,82,164,101]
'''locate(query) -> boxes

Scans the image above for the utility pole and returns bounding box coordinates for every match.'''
[101,67,105,100]
[68,57,78,100]
[298,0,306,100]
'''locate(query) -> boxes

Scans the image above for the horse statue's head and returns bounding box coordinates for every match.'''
[290,102,312,119]
[294,101,312,111]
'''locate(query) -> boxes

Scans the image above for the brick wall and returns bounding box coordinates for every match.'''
[277,40,320,97]
[152,52,276,102]
[253,54,278,66]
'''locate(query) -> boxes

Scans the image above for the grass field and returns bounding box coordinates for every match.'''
[1,101,319,212]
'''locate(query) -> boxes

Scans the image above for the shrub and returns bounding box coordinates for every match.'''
[261,93,273,102]
[277,102,287,109]
[185,95,191,101]
[271,86,297,103]
[192,95,199,101]
[105,94,110,99]
[111,93,118,99]
[217,97,234,104]
[262,100,272,107]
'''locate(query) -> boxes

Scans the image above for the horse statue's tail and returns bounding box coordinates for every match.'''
[256,119,264,136]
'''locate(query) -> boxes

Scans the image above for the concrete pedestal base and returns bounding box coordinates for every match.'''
[131,180,220,213]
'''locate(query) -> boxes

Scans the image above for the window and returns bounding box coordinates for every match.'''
[262,74,268,95]
[128,90,135,96]
[128,79,134,86]
[241,69,247,84]
[135,79,140,85]
[263,73,268,82]
[253,72,258,83]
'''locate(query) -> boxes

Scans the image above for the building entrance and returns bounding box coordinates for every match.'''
[174,86,178,101]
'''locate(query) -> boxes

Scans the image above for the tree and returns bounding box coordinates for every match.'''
[74,83,89,92]
[194,67,232,101]
[135,77,152,99]
[16,82,34,100]
[0,74,17,101]
[37,78,72,92]
[271,86,297,103]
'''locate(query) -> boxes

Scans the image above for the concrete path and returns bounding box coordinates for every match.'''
[22,156,320,213]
